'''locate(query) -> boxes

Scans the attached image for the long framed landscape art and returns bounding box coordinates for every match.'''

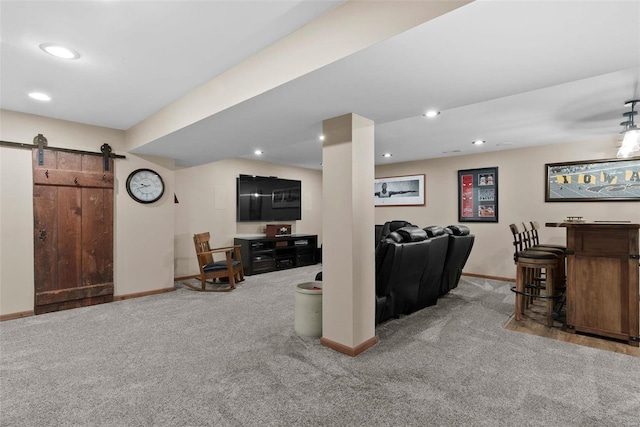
[458,167,498,222]
[374,174,425,207]
[545,157,640,202]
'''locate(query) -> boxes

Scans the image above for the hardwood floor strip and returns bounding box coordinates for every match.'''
[504,301,639,357]
[463,272,515,282]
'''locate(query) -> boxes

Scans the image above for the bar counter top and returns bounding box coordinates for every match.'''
[545,221,639,228]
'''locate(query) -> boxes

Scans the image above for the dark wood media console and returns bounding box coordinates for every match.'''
[234,234,318,275]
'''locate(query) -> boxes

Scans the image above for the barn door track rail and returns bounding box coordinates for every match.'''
[1,133,126,172]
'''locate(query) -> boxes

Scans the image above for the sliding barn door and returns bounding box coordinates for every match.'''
[32,149,114,314]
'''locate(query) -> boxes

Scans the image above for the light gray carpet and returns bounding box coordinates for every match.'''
[1,266,639,426]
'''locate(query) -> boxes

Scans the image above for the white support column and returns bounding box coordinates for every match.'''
[320,113,377,356]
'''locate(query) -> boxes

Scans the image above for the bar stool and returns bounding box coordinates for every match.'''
[513,249,561,326]
[521,222,566,287]
[510,223,562,292]
[509,223,563,326]
[529,221,566,251]
[527,220,568,320]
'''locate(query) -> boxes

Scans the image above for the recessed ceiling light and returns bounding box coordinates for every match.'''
[28,92,51,101]
[39,43,80,60]
[319,135,325,141]
[472,140,486,145]
[423,110,440,118]
[382,153,392,158]
[254,150,263,155]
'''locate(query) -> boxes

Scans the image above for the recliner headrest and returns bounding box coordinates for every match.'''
[395,226,427,242]
[385,231,404,243]
[381,220,413,236]
[445,225,471,236]
[380,221,413,242]
[389,220,411,230]
[423,225,445,237]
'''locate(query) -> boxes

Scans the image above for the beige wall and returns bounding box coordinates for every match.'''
[115,154,175,296]
[173,158,322,277]
[374,136,640,280]
[3,108,636,314]
[0,110,175,316]
[0,147,34,314]
[0,109,322,315]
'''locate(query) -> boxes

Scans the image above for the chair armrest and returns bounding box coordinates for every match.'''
[215,245,241,251]
[196,247,235,256]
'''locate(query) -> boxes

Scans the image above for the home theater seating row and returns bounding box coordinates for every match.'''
[375,221,475,324]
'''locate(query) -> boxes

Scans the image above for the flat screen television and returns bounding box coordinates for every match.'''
[236,175,302,222]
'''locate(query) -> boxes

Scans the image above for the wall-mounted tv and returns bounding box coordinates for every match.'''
[236,174,302,222]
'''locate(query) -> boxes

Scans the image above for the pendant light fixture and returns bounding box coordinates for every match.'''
[617,99,640,158]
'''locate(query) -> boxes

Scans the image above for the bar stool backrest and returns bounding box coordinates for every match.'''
[509,223,526,262]
[521,222,536,249]
[530,220,542,245]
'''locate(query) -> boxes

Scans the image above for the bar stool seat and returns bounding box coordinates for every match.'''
[527,244,566,288]
[512,249,561,326]
[534,243,566,251]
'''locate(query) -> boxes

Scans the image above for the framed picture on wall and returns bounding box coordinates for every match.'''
[458,167,498,222]
[374,174,425,207]
[545,157,640,201]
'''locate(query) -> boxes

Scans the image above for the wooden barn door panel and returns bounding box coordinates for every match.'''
[33,185,58,294]
[33,149,114,314]
[82,187,114,286]
[57,186,82,290]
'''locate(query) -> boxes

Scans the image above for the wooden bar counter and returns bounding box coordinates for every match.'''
[546,222,639,346]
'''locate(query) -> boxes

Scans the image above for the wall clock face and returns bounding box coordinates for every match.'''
[126,168,164,204]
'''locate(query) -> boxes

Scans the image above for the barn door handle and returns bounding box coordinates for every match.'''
[45,170,49,178]
[39,230,47,241]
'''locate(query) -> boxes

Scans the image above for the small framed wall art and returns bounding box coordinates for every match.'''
[458,167,498,222]
[374,174,425,207]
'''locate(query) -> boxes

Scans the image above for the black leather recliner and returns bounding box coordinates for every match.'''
[375,226,430,323]
[417,226,449,309]
[375,224,384,247]
[376,220,414,247]
[440,225,475,296]
[322,221,474,324]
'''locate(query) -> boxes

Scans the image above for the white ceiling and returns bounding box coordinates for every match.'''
[2,1,639,171]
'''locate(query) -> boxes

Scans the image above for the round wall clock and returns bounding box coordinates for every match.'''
[126,168,165,204]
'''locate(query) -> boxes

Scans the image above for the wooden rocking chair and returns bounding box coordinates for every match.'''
[185,232,245,292]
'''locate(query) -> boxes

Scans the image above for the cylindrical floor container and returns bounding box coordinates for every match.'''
[294,281,323,337]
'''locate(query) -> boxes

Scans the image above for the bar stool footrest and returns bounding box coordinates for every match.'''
[510,285,561,299]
